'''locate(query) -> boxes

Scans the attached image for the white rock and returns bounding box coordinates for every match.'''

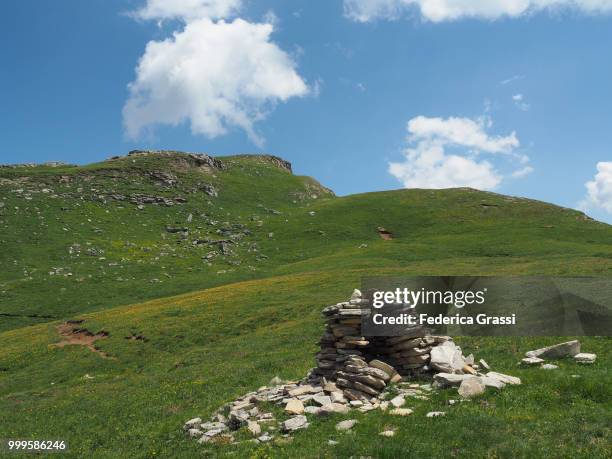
[390,395,405,408]
[379,430,395,437]
[541,364,559,370]
[479,376,506,389]
[336,419,357,431]
[351,289,362,300]
[426,411,446,417]
[521,357,545,365]
[486,371,521,385]
[574,353,596,364]
[430,341,465,373]
[458,377,486,398]
[187,429,203,438]
[479,359,490,370]
[313,394,332,406]
[390,408,413,416]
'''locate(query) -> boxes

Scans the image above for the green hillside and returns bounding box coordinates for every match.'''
[0,151,610,458]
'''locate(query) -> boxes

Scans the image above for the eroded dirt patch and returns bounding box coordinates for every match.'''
[53,321,112,358]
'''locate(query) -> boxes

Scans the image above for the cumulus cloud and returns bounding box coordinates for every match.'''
[131,0,241,22]
[344,0,612,22]
[124,1,309,145]
[582,162,612,213]
[389,115,528,190]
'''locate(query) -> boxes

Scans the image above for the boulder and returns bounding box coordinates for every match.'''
[430,341,465,374]
[525,340,580,359]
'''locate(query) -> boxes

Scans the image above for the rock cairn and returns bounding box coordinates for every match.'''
[315,289,452,381]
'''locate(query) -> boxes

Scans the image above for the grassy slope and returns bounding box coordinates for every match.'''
[0,153,610,458]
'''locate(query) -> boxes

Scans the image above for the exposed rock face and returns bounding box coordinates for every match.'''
[127,150,224,170]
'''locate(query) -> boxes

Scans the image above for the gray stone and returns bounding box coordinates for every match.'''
[257,433,273,443]
[458,377,486,398]
[187,429,203,438]
[574,353,596,364]
[183,417,202,430]
[426,411,446,417]
[319,403,350,415]
[525,340,580,359]
[313,394,332,406]
[304,406,321,415]
[521,356,545,365]
[282,415,309,432]
[336,419,357,431]
[479,376,506,389]
[541,364,559,370]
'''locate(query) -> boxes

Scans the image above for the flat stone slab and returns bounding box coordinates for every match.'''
[390,408,413,416]
[525,340,580,359]
[521,357,545,365]
[282,415,309,432]
[486,371,521,385]
[574,353,596,364]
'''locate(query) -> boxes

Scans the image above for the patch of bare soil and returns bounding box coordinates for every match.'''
[377,227,393,240]
[53,321,113,359]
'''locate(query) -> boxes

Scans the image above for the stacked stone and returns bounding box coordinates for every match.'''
[335,355,400,402]
[315,290,455,379]
[381,335,451,375]
[314,289,370,379]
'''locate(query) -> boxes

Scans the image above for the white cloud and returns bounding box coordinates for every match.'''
[512,93,530,111]
[124,1,309,145]
[389,115,528,190]
[344,0,612,22]
[500,74,525,85]
[512,165,534,177]
[582,162,612,213]
[131,0,241,22]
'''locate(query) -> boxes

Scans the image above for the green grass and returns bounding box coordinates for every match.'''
[0,152,610,458]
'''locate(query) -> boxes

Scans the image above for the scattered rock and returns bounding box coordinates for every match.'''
[541,364,559,370]
[574,353,596,364]
[486,371,521,386]
[426,411,446,418]
[390,395,405,408]
[336,420,357,431]
[458,377,486,398]
[246,421,261,436]
[379,430,395,437]
[521,357,545,365]
[282,415,309,432]
[285,399,305,415]
[319,403,349,415]
[525,340,580,359]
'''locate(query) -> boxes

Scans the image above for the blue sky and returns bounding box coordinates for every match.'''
[1,0,611,222]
